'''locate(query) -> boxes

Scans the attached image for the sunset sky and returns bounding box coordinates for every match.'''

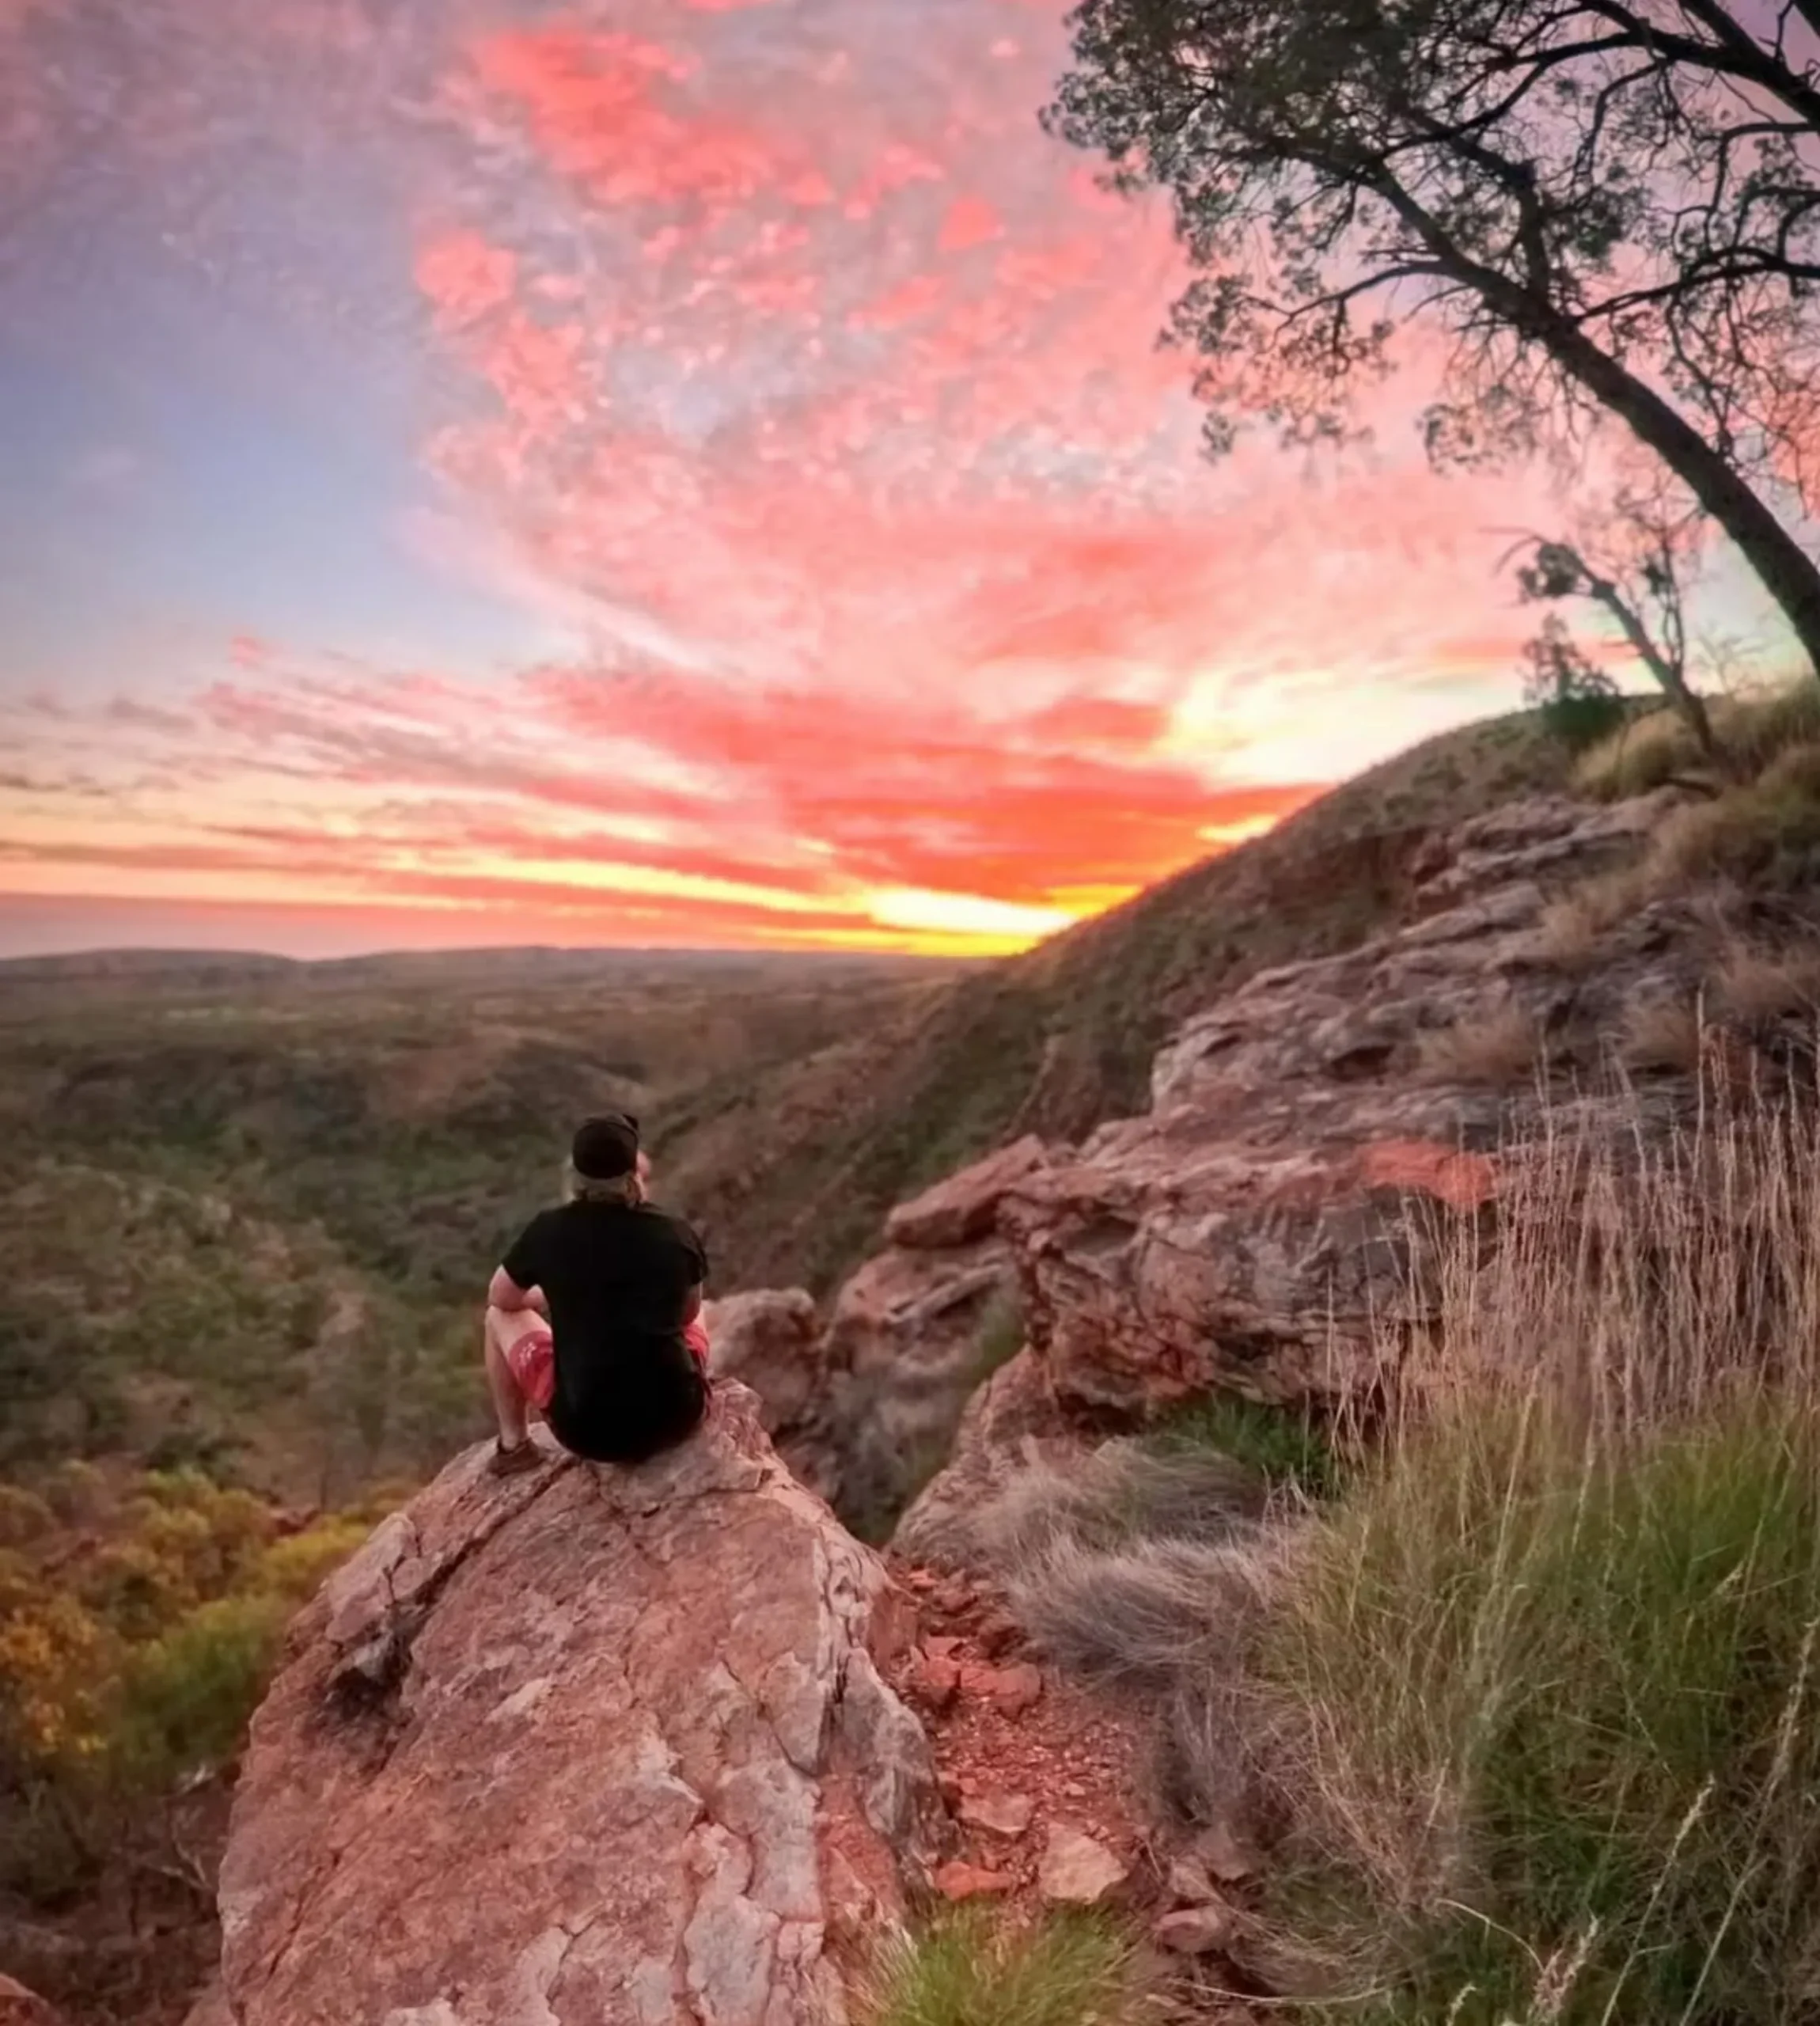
[0,0,1803,960]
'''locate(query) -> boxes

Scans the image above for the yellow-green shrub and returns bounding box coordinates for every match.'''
[0,1467,392,1894]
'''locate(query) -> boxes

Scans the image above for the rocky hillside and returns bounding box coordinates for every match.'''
[659,710,1581,1292]
[707,776,1782,1543]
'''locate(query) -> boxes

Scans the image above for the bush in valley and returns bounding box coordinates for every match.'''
[858,1906,1145,2026]
[0,1468,385,1899]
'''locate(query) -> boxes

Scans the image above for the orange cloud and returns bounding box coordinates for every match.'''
[1,0,1647,967]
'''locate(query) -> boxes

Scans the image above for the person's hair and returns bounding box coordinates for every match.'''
[562,1162,639,1206]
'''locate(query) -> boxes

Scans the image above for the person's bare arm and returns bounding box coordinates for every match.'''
[487,1265,547,1316]
[681,1282,703,1326]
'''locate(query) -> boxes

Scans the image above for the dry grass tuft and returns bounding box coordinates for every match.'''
[1413,1001,1545,1087]
[1714,939,1820,1023]
[1617,995,1704,1072]
[1647,780,1820,890]
[1002,1532,1276,1690]
[1530,864,1655,970]
[978,1440,1267,1569]
[1238,1091,1820,2023]
[1575,681,1820,800]
[1757,737,1820,801]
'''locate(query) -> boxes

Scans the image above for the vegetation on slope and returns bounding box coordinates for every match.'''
[859,1906,1145,2026]
[985,1080,1820,2024]
[0,949,950,1501]
[0,1466,399,2021]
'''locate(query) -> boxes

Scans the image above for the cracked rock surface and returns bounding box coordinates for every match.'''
[213,1383,943,2026]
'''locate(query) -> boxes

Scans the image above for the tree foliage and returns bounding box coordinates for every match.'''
[1048,0,1820,670]
[0,1467,385,1899]
[1505,482,1735,763]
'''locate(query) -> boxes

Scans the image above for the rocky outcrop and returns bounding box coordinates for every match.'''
[703,1145,1049,1534]
[987,795,1715,1421]
[883,1137,1052,1250]
[702,1288,821,1426]
[210,1384,943,2026]
[715,794,1812,1559]
[896,791,1815,1558]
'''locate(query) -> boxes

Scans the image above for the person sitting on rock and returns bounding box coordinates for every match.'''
[483,1111,712,1478]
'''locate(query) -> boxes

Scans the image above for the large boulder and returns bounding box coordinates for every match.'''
[212,1383,944,2026]
[701,1288,821,1428]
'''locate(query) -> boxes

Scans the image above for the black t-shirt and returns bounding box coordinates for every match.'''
[500,1199,708,1463]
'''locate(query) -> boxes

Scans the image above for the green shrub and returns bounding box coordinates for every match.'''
[859,1907,1144,2026]
[1149,1393,1344,1504]
[109,1592,287,1784]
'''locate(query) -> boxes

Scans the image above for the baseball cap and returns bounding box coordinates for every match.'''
[571,1111,640,1180]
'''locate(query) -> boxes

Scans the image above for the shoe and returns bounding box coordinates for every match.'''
[488,1437,545,1478]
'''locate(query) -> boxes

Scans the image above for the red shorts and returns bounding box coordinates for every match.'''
[504,1318,711,1413]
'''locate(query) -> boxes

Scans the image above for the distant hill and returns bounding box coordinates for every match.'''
[0,948,303,982]
[0,943,967,985]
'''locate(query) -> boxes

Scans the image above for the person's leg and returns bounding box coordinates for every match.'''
[483,1305,555,1473]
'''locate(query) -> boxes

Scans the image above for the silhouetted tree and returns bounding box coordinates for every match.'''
[1519,613,1628,752]
[1501,488,1730,765]
[1047,0,1820,672]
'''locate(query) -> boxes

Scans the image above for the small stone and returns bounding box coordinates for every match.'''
[904,1567,940,1592]
[1153,1903,1234,1956]
[908,1652,961,1710]
[957,1790,1036,1838]
[1057,1780,1086,1799]
[923,1633,963,1660]
[934,1860,1014,1902]
[1191,1818,1260,1884]
[974,1611,1021,1657]
[959,1659,1044,1717]
[1166,1855,1220,1905]
[991,1662,1043,1718]
[1037,1827,1129,1906]
[933,1577,976,1616]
